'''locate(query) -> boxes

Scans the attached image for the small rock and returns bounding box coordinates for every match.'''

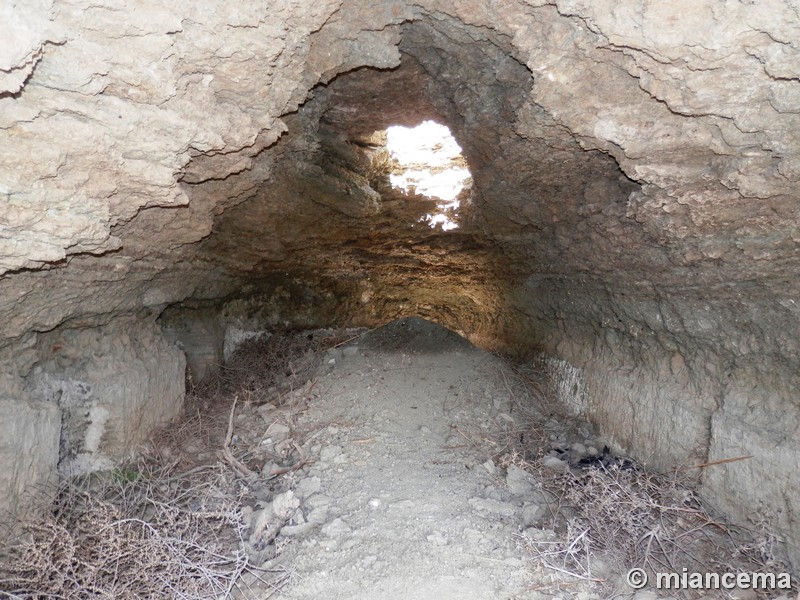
[506,464,535,496]
[541,455,569,471]
[307,505,330,525]
[294,476,321,499]
[482,485,503,501]
[261,462,281,478]
[521,503,545,527]
[320,445,342,463]
[265,422,291,442]
[304,494,332,510]
[272,490,300,519]
[321,517,351,538]
[463,528,484,545]
[427,532,448,546]
[368,498,381,508]
[482,459,497,476]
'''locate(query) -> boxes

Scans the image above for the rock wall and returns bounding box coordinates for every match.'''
[0,333,62,521]
[515,279,800,568]
[24,315,185,478]
[2,0,799,568]
[0,397,60,522]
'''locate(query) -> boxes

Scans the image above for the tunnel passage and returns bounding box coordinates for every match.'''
[187,21,644,349]
[2,1,800,573]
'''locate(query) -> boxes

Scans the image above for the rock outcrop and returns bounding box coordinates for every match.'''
[1,0,799,569]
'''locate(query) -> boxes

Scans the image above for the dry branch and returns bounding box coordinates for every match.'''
[0,463,286,599]
[0,328,361,599]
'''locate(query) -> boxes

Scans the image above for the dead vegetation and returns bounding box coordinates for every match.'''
[491,362,797,598]
[218,331,341,403]
[0,330,795,599]
[0,328,362,600]
[0,463,279,599]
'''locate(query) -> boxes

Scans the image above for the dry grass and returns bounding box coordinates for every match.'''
[514,458,797,598]
[491,361,798,598]
[523,460,722,575]
[0,462,288,599]
[0,328,362,600]
[216,329,360,405]
[150,328,363,469]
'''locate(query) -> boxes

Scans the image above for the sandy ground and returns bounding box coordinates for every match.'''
[3,317,788,599]
[266,317,553,600]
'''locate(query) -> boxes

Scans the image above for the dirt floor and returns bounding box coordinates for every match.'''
[1,318,796,600]
[265,317,545,600]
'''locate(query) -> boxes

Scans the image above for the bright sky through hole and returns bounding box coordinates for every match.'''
[386,121,471,231]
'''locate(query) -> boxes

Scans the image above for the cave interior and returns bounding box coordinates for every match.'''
[2,2,799,572]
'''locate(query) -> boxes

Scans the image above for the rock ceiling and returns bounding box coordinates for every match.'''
[2,0,800,570]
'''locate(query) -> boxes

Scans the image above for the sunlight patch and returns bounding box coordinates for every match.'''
[386,121,471,231]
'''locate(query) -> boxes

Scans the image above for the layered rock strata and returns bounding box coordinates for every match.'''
[1,0,798,568]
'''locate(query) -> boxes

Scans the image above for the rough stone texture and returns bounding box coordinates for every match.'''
[1,0,800,569]
[0,334,62,522]
[160,306,225,384]
[0,398,60,521]
[704,362,800,567]
[25,316,185,476]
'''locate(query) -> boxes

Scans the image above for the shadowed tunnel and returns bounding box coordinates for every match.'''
[2,1,800,572]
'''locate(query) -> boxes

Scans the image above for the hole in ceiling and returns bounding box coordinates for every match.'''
[385,120,472,231]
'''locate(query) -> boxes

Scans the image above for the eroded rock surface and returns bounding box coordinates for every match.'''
[1,0,799,569]
[25,315,185,477]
